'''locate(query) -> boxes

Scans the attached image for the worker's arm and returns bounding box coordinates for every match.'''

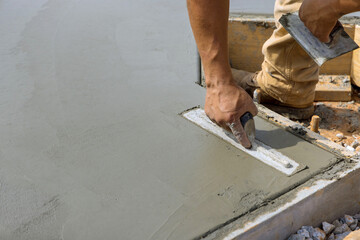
[300,0,360,42]
[187,0,258,148]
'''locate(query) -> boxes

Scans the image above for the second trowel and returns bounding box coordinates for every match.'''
[279,12,359,66]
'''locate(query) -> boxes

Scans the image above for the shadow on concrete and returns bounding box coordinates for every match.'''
[224,127,302,150]
[255,128,302,150]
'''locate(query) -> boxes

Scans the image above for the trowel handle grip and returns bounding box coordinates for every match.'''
[240,112,253,127]
[329,21,343,37]
[326,21,344,47]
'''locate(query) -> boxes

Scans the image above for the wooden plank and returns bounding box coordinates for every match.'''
[315,75,352,102]
[228,15,354,75]
[351,25,360,87]
[228,16,275,73]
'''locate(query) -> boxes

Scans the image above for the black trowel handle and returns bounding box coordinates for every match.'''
[326,21,344,48]
[239,112,256,148]
[240,112,253,127]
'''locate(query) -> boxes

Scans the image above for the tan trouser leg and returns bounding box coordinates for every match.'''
[256,0,319,108]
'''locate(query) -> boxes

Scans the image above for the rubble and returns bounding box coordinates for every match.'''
[333,224,351,234]
[337,133,344,139]
[346,146,355,152]
[344,215,355,226]
[288,214,360,240]
[296,90,360,152]
[351,140,359,149]
[322,222,335,235]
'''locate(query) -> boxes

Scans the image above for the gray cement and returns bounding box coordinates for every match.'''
[0,1,342,240]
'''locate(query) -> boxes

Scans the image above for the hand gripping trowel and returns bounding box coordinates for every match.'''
[279,12,359,66]
[183,107,303,176]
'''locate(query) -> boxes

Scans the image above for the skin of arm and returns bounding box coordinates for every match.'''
[186,0,258,148]
[300,0,360,42]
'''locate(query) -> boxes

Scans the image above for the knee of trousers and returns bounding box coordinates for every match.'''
[257,58,319,107]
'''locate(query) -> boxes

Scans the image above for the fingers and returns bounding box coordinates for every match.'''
[227,120,252,149]
[322,35,331,43]
[299,2,334,43]
[316,32,331,43]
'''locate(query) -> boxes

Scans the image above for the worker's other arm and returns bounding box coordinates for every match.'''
[186,0,257,148]
[300,0,360,42]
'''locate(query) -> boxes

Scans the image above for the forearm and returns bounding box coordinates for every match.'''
[187,0,232,87]
[336,0,360,16]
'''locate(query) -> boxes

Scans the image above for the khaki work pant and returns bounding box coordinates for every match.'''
[256,0,319,107]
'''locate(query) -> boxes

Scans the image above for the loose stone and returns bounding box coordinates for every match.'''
[338,103,348,108]
[346,146,355,152]
[350,223,358,231]
[322,222,336,235]
[336,133,344,139]
[297,228,310,238]
[301,226,315,237]
[333,220,343,228]
[328,233,335,240]
[288,234,305,240]
[351,140,360,149]
[290,213,360,239]
[312,227,326,240]
[349,219,358,231]
[345,215,355,226]
[335,231,351,240]
[334,224,351,234]
[327,233,335,240]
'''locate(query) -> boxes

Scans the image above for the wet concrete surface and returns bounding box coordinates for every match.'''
[0,0,340,239]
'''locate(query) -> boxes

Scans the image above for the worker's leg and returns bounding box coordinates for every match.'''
[256,0,319,108]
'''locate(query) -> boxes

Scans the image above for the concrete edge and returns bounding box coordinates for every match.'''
[203,159,360,240]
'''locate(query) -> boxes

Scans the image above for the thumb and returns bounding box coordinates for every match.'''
[228,120,252,149]
[318,22,338,43]
[318,34,331,43]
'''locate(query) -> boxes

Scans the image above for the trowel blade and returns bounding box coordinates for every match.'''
[240,112,256,145]
[279,12,359,66]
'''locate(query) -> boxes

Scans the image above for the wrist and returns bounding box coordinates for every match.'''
[205,75,234,88]
[335,0,360,17]
[330,0,344,18]
[202,60,234,88]
[204,63,234,88]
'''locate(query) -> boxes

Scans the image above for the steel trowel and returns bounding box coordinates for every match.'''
[240,112,255,148]
[279,12,359,66]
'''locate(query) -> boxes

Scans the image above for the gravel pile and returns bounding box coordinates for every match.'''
[288,214,360,240]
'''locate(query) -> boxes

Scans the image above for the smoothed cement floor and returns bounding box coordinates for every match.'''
[0,1,338,239]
